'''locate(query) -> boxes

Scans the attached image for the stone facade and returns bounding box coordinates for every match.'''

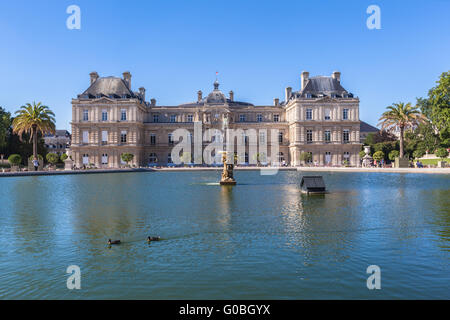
[70,71,362,168]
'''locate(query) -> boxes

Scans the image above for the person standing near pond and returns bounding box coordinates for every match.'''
[32,157,39,171]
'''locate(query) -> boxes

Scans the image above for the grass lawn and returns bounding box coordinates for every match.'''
[419,158,450,165]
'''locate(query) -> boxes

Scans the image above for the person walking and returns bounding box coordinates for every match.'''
[32,157,39,171]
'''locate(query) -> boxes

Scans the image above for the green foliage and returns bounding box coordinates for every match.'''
[121,153,134,164]
[28,154,43,161]
[372,151,385,162]
[299,152,312,163]
[424,72,450,147]
[60,153,68,162]
[46,153,59,165]
[435,148,449,159]
[8,154,21,166]
[388,150,400,161]
[412,149,425,159]
[363,130,396,146]
[0,106,12,149]
[359,150,366,159]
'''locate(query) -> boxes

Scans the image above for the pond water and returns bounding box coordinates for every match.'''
[0,171,449,299]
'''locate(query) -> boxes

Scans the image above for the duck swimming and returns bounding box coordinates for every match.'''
[147,236,161,242]
[108,239,121,245]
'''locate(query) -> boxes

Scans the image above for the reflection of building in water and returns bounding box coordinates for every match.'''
[70,71,363,168]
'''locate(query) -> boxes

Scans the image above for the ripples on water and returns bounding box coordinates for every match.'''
[0,171,449,299]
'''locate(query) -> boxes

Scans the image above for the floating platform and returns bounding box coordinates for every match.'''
[300,176,326,194]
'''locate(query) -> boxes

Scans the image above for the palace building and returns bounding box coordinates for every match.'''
[70,71,362,168]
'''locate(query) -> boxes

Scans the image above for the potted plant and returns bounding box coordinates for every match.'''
[8,154,22,172]
[435,148,449,168]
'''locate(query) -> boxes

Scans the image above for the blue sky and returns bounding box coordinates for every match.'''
[0,0,449,129]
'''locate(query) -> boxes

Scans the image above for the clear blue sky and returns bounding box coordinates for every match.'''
[0,0,449,130]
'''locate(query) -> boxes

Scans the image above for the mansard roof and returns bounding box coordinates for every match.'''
[292,76,353,99]
[360,121,379,133]
[78,77,137,99]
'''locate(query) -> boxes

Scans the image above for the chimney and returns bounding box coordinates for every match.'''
[150,98,156,106]
[332,71,341,82]
[197,90,202,102]
[229,90,234,101]
[122,71,132,88]
[273,98,279,106]
[285,87,292,102]
[301,71,309,90]
[139,87,146,101]
[90,72,99,84]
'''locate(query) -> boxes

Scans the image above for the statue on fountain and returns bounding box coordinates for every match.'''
[220,152,236,185]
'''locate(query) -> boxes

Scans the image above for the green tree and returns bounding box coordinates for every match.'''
[0,107,12,150]
[378,102,427,158]
[435,148,449,159]
[8,154,21,166]
[373,151,385,162]
[359,150,366,159]
[12,102,55,159]
[60,153,68,162]
[121,153,134,166]
[46,153,59,166]
[422,72,450,147]
[388,150,400,161]
[299,152,312,164]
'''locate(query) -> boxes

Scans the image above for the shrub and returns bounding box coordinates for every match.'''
[28,154,44,162]
[299,152,312,163]
[435,148,449,159]
[388,150,400,161]
[359,150,366,159]
[46,153,59,165]
[121,153,134,165]
[373,151,385,162]
[60,153,68,162]
[8,154,22,166]
[412,149,425,159]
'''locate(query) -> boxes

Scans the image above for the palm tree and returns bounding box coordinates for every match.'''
[378,102,427,158]
[12,102,56,159]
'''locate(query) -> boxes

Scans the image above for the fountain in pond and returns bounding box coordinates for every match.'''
[219,152,236,185]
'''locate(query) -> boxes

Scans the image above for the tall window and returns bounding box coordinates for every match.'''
[257,114,263,122]
[170,115,176,123]
[343,109,349,120]
[187,115,193,122]
[149,153,158,163]
[101,110,108,121]
[239,114,246,122]
[82,131,89,144]
[324,130,331,143]
[278,131,283,143]
[306,109,312,120]
[343,152,350,162]
[150,133,156,145]
[121,109,127,121]
[101,130,108,145]
[343,129,350,143]
[324,109,331,120]
[273,114,280,122]
[101,154,108,165]
[167,153,173,164]
[83,109,89,121]
[120,131,127,143]
[259,131,266,144]
[168,133,174,145]
[153,114,159,123]
[82,154,89,165]
[306,130,313,143]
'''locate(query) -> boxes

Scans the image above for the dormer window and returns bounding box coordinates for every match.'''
[122,94,128,99]
[343,93,348,98]
[306,93,312,98]
[331,93,337,98]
